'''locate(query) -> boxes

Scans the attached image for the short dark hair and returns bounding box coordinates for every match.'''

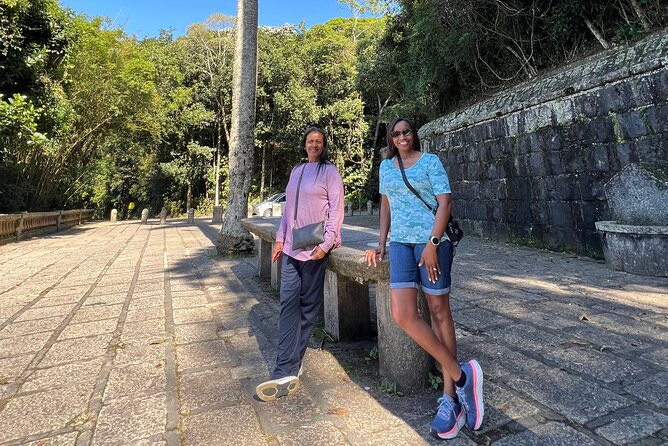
[299,126,330,172]
[386,117,421,157]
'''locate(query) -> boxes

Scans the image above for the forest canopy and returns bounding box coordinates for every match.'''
[1,0,664,215]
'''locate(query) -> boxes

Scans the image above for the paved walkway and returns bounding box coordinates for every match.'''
[0,217,666,446]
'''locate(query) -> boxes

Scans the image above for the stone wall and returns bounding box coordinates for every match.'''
[419,31,668,256]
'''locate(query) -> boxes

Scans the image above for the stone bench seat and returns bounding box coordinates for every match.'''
[241,216,432,391]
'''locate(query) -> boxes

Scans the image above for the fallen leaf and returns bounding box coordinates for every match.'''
[327,407,348,416]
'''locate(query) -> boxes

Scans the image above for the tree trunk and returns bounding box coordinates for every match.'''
[629,0,651,30]
[216,0,258,255]
[260,142,266,200]
[215,118,222,206]
[584,18,610,49]
[187,182,192,211]
[372,95,390,150]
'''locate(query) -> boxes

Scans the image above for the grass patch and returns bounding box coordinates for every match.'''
[313,318,335,345]
[379,377,403,396]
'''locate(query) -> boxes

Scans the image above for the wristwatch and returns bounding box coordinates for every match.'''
[429,236,441,246]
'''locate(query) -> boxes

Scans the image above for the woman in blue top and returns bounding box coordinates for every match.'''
[364,118,484,440]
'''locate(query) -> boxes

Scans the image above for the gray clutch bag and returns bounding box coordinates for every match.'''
[292,220,324,250]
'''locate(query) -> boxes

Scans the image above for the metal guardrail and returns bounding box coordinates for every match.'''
[0,209,95,244]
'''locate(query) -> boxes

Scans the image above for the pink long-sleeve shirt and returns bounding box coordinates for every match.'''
[276,161,345,261]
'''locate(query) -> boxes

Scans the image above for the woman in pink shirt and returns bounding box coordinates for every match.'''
[256,126,345,402]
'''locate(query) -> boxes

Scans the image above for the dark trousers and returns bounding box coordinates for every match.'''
[272,254,329,379]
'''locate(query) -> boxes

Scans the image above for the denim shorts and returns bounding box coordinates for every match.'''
[388,241,453,295]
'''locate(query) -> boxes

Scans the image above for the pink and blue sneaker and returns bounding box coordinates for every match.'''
[430,394,465,439]
[455,359,485,430]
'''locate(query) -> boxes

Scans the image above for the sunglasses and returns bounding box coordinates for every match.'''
[390,129,413,138]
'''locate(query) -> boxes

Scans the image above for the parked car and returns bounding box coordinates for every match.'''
[252,192,286,217]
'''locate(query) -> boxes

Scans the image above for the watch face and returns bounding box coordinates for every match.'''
[431,236,440,246]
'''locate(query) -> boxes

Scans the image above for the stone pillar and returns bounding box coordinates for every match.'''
[212,205,223,224]
[272,203,282,217]
[375,280,431,392]
[16,212,26,242]
[159,209,168,225]
[56,211,63,232]
[110,209,118,223]
[324,270,371,341]
[257,239,272,278]
[271,255,282,291]
[141,209,149,224]
[187,208,195,223]
[78,210,83,225]
[346,202,353,216]
[367,200,373,215]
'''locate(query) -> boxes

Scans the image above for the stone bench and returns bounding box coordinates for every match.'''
[241,217,432,392]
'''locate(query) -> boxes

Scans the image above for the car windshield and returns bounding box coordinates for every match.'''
[265,193,282,202]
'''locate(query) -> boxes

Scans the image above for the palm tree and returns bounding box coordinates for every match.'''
[216,0,258,254]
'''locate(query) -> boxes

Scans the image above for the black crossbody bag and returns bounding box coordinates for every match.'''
[396,155,464,247]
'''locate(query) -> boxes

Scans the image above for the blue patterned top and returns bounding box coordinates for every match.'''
[379,152,452,243]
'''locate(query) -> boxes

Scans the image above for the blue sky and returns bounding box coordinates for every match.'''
[59,0,363,38]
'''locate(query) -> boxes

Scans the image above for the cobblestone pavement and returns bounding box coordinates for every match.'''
[0,217,666,446]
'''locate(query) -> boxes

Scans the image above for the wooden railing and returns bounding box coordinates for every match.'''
[0,209,95,244]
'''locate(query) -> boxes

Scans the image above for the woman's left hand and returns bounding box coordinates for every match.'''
[311,246,327,260]
[418,244,440,284]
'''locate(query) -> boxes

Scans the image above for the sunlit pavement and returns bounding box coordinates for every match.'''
[0,216,666,445]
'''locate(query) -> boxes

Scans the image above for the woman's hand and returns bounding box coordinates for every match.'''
[364,245,385,267]
[272,242,284,262]
[418,243,440,283]
[311,246,327,260]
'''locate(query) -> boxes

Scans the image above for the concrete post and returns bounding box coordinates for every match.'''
[367,200,373,215]
[187,208,195,223]
[257,239,272,278]
[141,209,149,224]
[159,209,168,225]
[56,211,63,232]
[78,210,83,225]
[271,254,282,291]
[375,280,431,392]
[110,209,117,223]
[16,212,26,242]
[324,270,371,341]
[346,202,353,216]
[212,205,223,223]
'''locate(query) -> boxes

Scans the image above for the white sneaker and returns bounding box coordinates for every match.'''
[255,376,299,402]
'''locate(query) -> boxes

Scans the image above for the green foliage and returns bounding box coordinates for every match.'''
[429,372,443,391]
[0,93,45,147]
[378,0,665,121]
[3,0,662,215]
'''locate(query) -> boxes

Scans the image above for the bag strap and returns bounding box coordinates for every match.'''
[293,164,307,227]
[396,155,436,215]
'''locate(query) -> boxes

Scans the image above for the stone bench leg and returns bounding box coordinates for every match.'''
[375,280,431,392]
[323,270,371,341]
[271,251,282,291]
[257,238,272,279]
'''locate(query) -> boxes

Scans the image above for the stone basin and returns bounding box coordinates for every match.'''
[595,221,668,277]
